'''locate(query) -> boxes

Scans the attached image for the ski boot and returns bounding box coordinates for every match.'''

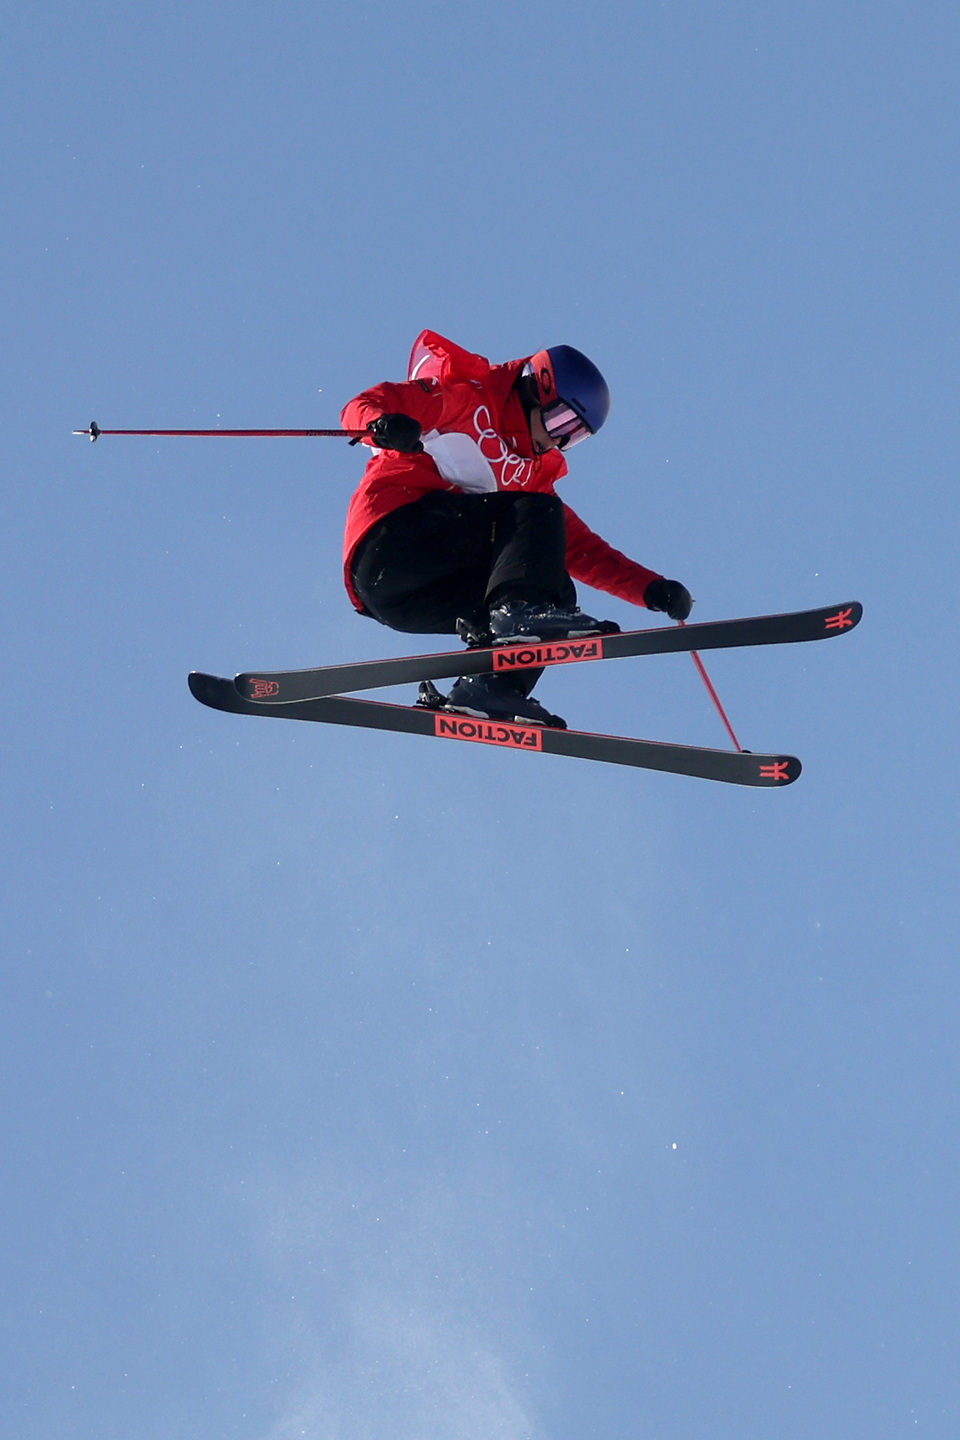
[418,676,566,729]
[488,600,620,645]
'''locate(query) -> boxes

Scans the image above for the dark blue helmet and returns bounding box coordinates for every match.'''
[526,345,611,447]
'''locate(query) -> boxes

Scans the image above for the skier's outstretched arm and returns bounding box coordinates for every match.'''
[563,504,692,619]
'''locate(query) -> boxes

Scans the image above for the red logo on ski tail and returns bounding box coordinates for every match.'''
[433,714,543,751]
[759,761,792,782]
[824,607,855,631]
[249,678,281,698]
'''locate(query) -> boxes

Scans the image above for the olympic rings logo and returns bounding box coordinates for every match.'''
[472,405,534,487]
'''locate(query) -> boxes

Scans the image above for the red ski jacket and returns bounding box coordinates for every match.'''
[340,330,662,614]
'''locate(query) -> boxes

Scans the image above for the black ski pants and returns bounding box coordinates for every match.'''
[350,490,577,636]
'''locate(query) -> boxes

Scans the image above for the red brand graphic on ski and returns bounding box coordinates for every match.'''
[493,638,603,672]
[824,608,855,631]
[759,761,792,782]
[433,715,543,750]
[249,678,281,698]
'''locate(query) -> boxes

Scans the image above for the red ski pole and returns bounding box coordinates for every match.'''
[678,619,744,752]
[73,422,367,442]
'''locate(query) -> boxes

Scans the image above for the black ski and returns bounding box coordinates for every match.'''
[234,602,862,703]
[188,672,801,787]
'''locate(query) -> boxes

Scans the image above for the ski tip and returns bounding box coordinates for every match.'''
[823,601,862,634]
[752,754,801,786]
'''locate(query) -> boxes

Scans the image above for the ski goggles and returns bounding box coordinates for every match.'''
[540,397,594,449]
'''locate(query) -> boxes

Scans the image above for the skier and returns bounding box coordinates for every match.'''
[341,330,692,728]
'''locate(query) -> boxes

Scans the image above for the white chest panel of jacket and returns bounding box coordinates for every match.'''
[419,429,498,493]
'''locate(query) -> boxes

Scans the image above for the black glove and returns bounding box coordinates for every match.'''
[644,577,693,621]
[367,413,423,452]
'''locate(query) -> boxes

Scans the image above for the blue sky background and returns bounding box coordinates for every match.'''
[3,3,959,1437]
